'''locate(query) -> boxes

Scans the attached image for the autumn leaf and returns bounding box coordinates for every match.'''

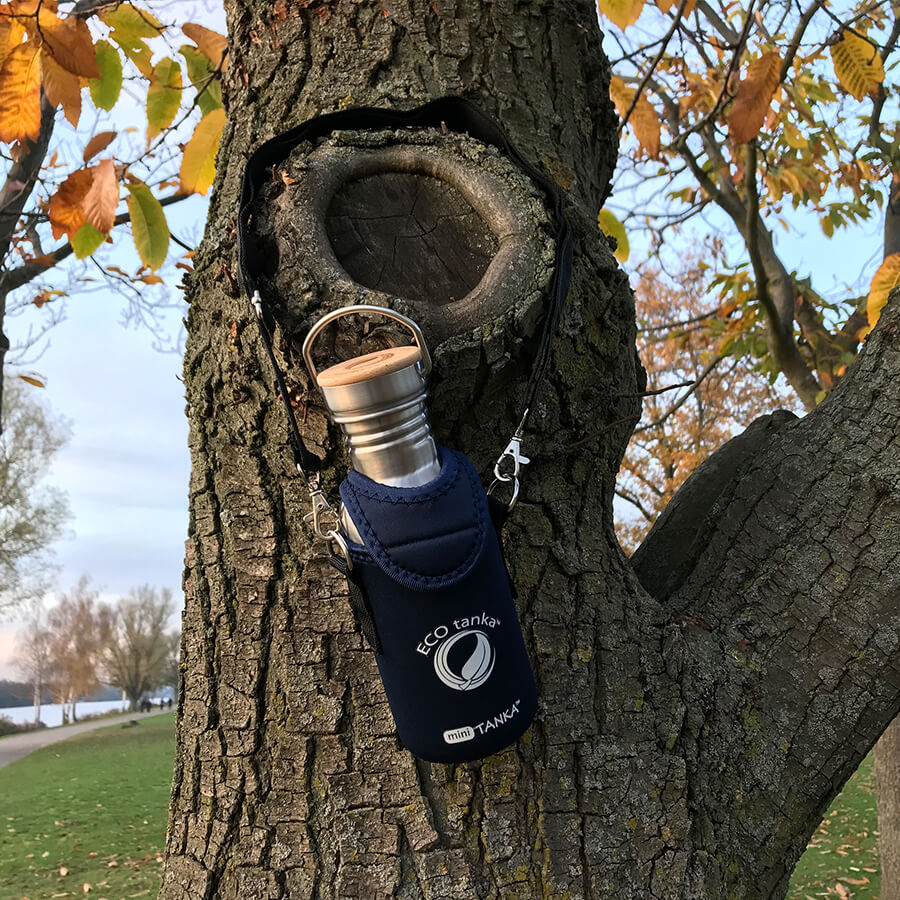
[17,373,45,387]
[831,31,885,101]
[867,252,900,330]
[179,45,223,116]
[89,40,122,111]
[0,41,41,143]
[112,35,153,78]
[71,222,105,258]
[598,208,630,262]
[146,58,182,141]
[82,130,116,162]
[656,0,696,13]
[37,9,99,78]
[126,181,169,270]
[41,51,81,127]
[180,107,225,194]
[597,0,643,30]
[182,23,228,70]
[0,16,24,70]
[48,167,93,240]
[101,3,164,40]
[83,158,118,234]
[727,51,782,145]
[609,75,660,158]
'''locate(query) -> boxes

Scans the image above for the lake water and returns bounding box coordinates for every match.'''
[0,699,133,728]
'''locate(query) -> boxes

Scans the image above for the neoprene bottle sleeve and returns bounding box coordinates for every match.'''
[336,448,537,763]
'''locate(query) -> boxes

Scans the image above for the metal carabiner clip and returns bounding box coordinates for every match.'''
[487,435,530,512]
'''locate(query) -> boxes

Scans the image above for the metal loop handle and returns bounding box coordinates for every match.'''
[301,304,432,385]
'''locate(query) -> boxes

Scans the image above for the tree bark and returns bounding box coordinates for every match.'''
[161,2,900,898]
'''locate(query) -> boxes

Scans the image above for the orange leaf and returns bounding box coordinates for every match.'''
[609,75,660,158]
[83,157,118,234]
[182,23,228,70]
[37,9,99,78]
[727,51,782,145]
[0,15,24,69]
[82,130,116,162]
[0,41,41,143]
[41,50,81,127]
[48,167,92,240]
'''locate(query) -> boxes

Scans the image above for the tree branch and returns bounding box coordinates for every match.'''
[0,192,190,295]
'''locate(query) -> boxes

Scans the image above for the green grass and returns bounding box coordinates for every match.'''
[0,712,882,898]
[0,713,174,900]
[788,753,880,899]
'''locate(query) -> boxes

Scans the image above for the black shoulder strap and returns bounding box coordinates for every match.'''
[236,95,572,485]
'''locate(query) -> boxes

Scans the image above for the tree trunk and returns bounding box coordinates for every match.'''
[161,3,900,898]
[872,170,900,898]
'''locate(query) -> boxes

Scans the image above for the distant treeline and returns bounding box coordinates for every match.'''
[0,679,121,708]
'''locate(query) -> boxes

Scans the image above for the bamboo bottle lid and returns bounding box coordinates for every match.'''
[316,345,423,388]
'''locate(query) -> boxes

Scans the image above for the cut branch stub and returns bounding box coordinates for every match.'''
[254,130,555,353]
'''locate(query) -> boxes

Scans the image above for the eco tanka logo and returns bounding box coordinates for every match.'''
[416,613,499,691]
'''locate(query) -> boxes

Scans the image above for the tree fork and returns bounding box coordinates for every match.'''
[161,2,900,898]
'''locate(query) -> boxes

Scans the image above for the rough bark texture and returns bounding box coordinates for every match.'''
[161,3,900,899]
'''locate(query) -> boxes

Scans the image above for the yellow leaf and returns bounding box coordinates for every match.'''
[126,181,169,269]
[0,41,41,143]
[83,157,118,234]
[37,9,99,78]
[609,75,660,158]
[82,130,116,162]
[597,0,642,30]
[41,50,81,127]
[597,208,630,262]
[867,252,900,330]
[101,3,163,40]
[48,167,92,240]
[182,23,228,71]
[146,57,182,141]
[727,51,782,145]
[180,107,225,195]
[831,31,884,101]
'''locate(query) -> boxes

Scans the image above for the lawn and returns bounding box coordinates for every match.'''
[0,713,881,898]
[0,713,174,900]
[787,754,880,899]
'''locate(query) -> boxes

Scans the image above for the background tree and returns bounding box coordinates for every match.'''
[0,1,229,403]
[0,375,68,611]
[45,574,103,722]
[14,595,51,724]
[101,584,176,710]
[616,249,791,551]
[598,0,900,882]
[160,1,900,897]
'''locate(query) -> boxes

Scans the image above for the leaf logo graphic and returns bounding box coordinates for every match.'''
[433,629,496,691]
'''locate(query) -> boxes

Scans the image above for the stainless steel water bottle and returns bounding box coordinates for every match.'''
[302,304,538,763]
[301,306,440,540]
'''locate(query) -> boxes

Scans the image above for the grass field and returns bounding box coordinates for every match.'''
[0,713,174,900]
[0,712,882,897]
[788,754,880,899]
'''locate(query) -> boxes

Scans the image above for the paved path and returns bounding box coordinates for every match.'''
[0,708,171,770]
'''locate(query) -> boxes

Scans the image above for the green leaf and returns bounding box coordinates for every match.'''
[101,3,164,40]
[126,182,169,270]
[179,45,222,117]
[71,223,105,258]
[146,58,183,141]
[89,40,123,111]
[597,208,630,263]
[112,35,154,78]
